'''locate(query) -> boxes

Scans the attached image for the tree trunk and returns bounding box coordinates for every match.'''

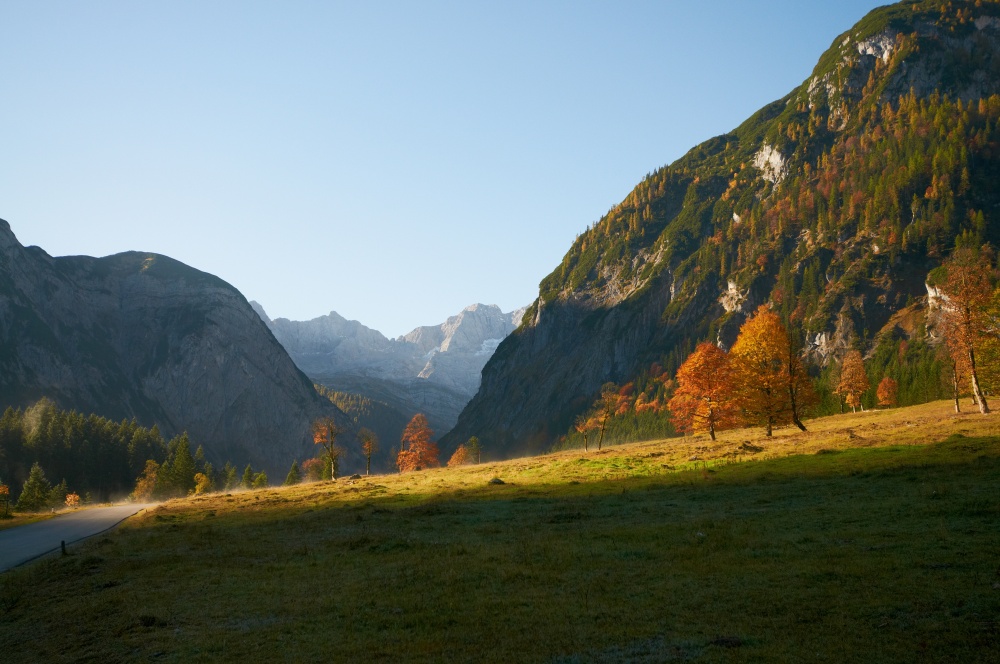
[952,360,961,413]
[366,456,371,476]
[766,418,773,437]
[968,348,990,414]
[709,423,716,441]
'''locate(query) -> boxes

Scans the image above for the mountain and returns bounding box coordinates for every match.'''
[0,220,352,477]
[254,302,525,436]
[442,0,1000,458]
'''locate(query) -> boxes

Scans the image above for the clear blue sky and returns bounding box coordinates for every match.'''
[1,0,887,337]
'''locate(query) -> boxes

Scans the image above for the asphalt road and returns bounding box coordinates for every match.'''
[0,503,156,572]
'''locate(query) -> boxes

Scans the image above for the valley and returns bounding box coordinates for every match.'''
[1,401,997,661]
[254,302,525,445]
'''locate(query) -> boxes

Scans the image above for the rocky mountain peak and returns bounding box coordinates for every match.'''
[0,223,350,477]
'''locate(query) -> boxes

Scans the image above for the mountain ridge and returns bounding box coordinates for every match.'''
[254,300,525,436]
[442,0,1000,457]
[0,219,353,477]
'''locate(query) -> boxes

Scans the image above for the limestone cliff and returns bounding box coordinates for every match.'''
[0,220,352,477]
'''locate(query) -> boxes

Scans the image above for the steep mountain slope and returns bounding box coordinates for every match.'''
[443,0,1000,457]
[255,302,525,435]
[0,220,352,476]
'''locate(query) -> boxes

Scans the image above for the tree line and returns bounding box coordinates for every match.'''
[0,398,274,514]
[295,413,484,484]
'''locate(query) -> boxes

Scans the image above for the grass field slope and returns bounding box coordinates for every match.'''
[1,401,998,662]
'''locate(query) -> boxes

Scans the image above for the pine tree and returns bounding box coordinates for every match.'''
[15,462,52,512]
[241,464,254,489]
[222,462,238,491]
[465,436,482,464]
[48,479,69,509]
[284,461,302,486]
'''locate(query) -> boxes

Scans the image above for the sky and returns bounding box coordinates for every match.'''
[0,0,888,338]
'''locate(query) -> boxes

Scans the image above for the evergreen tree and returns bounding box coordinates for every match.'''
[241,464,254,489]
[465,436,482,464]
[284,461,302,486]
[222,462,238,491]
[167,433,197,496]
[15,462,52,512]
[48,479,69,509]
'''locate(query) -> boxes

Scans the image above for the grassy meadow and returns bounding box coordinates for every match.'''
[1,400,998,662]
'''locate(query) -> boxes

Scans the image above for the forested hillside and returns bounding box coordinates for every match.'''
[444,0,1000,457]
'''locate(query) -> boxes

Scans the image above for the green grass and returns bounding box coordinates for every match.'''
[0,512,54,532]
[1,401,998,662]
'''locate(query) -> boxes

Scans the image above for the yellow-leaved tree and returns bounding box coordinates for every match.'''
[836,350,870,413]
[730,305,794,437]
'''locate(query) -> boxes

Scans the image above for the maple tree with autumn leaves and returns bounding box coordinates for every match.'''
[936,242,994,414]
[876,377,899,408]
[396,414,439,472]
[836,350,871,413]
[667,342,739,441]
[312,417,345,479]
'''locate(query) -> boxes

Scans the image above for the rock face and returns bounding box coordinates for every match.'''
[0,220,351,477]
[441,1,1000,459]
[255,302,525,435]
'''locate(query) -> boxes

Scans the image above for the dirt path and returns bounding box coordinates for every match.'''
[0,503,156,572]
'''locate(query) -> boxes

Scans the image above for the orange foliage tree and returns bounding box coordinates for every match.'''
[939,243,994,414]
[313,417,345,479]
[836,350,870,412]
[876,376,898,408]
[447,444,470,467]
[667,342,739,441]
[131,459,159,502]
[574,414,596,452]
[64,493,81,508]
[0,483,9,516]
[593,383,630,450]
[358,428,379,476]
[784,326,817,431]
[396,414,439,472]
[731,305,793,437]
[301,458,326,482]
